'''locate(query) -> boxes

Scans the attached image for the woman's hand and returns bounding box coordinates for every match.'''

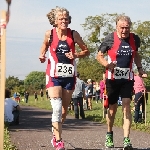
[39,55,46,63]
[65,51,76,59]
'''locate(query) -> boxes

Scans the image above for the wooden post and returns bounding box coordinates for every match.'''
[0,10,6,150]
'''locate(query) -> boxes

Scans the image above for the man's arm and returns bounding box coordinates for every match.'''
[96,51,116,71]
[134,51,147,77]
[96,51,109,67]
[96,33,116,71]
[134,51,142,68]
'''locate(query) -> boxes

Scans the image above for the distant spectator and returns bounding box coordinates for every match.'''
[95,82,100,103]
[15,92,21,103]
[92,82,96,100]
[133,73,146,123]
[13,92,17,99]
[72,72,85,119]
[34,91,38,102]
[40,89,44,100]
[100,73,106,100]
[84,84,88,110]
[24,91,29,103]
[4,89,21,125]
[46,90,49,100]
[87,79,93,110]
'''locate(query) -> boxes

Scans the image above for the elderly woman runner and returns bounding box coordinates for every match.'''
[39,6,90,150]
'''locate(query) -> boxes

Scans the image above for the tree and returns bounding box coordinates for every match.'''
[6,76,20,90]
[6,76,24,95]
[24,71,45,92]
[132,21,150,70]
[77,57,104,82]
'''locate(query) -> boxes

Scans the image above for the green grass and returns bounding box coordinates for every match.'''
[5,94,150,149]
[4,124,17,150]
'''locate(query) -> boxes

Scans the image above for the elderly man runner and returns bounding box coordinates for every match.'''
[96,15,147,149]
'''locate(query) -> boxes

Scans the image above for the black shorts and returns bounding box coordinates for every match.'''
[88,95,92,98]
[106,79,134,105]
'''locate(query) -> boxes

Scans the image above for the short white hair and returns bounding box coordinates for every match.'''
[47,6,71,27]
[116,15,132,26]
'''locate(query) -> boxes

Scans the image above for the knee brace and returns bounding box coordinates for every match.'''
[50,98,62,122]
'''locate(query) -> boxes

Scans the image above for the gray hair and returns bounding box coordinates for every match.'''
[116,15,132,26]
[47,6,71,27]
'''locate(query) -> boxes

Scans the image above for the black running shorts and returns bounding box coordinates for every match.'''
[106,79,134,105]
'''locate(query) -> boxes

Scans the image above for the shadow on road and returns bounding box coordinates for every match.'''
[9,106,102,132]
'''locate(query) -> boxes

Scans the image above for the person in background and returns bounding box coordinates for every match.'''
[100,74,106,101]
[46,89,49,100]
[133,72,147,123]
[34,91,38,102]
[72,72,85,119]
[84,83,89,110]
[40,89,44,101]
[95,82,100,103]
[4,89,21,125]
[87,79,93,110]
[24,91,29,103]
[13,92,17,100]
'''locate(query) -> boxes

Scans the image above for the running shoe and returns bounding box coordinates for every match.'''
[51,135,57,148]
[51,127,57,147]
[105,132,114,148]
[56,141,65,150]
[123,137,133,150]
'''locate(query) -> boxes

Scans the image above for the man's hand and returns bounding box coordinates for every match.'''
[106,61,117,72]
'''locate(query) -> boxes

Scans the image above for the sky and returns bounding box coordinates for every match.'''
[0,0,150,80]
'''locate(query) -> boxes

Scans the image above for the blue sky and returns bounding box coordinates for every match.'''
[1,0,150,80]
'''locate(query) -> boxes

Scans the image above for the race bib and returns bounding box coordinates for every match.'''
[55,63,74,77]
[114,67,130,79]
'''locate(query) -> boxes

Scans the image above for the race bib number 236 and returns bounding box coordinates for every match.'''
[55,63,74,77]
[114,67,130,79]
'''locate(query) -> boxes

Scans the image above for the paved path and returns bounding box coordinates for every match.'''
[9,106,150,150]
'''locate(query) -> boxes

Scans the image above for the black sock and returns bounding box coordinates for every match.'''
[107,131,113,134]
[56,138,62,143]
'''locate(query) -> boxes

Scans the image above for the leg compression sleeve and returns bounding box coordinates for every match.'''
[50,98,62,122]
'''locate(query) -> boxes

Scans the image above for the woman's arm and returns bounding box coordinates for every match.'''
[73,31,90,58]
[39,30,51,63]
[65,31,90,59]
